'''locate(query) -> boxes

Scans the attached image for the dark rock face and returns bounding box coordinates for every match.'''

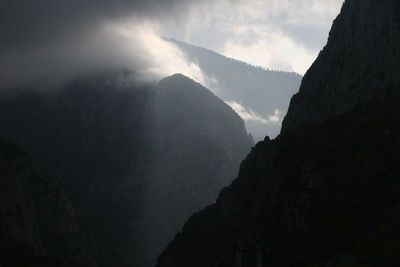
[157,97,400,267]
[156,0,400,266]
[282,0,400,132]
[0,139,102,266]
[0,73,253,266]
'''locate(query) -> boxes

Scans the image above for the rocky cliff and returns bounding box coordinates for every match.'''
[156,0,400,266]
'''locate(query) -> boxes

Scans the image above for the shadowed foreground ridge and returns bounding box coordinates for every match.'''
[0,139,102,267]
[156,0,400,266]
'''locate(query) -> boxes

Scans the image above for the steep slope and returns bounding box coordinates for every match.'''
[167,38,302,140]
[0,73,253,266]
[156,0,400,266]
[282,0,400,132]
[134,74,253,266]
[156,74,251,163]
[0,139,103,266]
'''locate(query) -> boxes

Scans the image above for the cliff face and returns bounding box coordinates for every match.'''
[282,0,400,132]
[0,139,102,266]
[0,73,253,266]
[156,0,400,266]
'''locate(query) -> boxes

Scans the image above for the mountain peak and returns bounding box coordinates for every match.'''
[158,73,199,88]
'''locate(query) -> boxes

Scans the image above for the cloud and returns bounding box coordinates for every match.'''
[0,0,343,89]
[0,0,214,89]
[161,0,344,74]
[106,23,208,85]
[226,101,283,125]
[0,0,213,50]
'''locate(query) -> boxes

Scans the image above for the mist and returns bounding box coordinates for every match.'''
[0,0,226,91]
[1,22,211,91]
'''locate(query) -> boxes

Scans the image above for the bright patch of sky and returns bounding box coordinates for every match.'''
[159,0,344,74]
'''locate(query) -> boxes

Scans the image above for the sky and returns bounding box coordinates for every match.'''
[0,0,344,90]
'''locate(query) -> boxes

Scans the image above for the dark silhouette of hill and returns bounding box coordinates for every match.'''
[156,1,400,266]
[0,139,105,266]
[0,73,253,266]
[166,38,302,141]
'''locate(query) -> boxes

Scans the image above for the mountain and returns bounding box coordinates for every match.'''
[167,38,302,141]
[136,74,253,265]
[0,73,253,266]
[0,139,104,267]
[156,1,400,266]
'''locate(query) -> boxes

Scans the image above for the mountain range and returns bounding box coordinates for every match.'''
[166,38,302,141]
[1,0,400,266]
[156,0,400,266]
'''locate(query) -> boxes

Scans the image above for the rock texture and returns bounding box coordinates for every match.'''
[156,0,400,266]
[282,0,400,132]
[0,73,253,266]
[0,139,103,266]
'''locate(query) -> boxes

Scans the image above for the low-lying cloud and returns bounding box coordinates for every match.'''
[226,101,283,125]
[1,22,208,90]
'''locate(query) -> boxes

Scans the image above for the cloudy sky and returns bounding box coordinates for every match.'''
[0,0,343,89]
[160,0,344,74]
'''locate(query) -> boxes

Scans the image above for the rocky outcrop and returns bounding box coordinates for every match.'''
[282,0,400,132]
[156,0,400,266]
[0,139,103,266]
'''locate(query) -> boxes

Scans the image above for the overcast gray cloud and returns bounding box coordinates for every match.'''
[0,0,217,89]
[0,0,210,49]
[0,0,343,90]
